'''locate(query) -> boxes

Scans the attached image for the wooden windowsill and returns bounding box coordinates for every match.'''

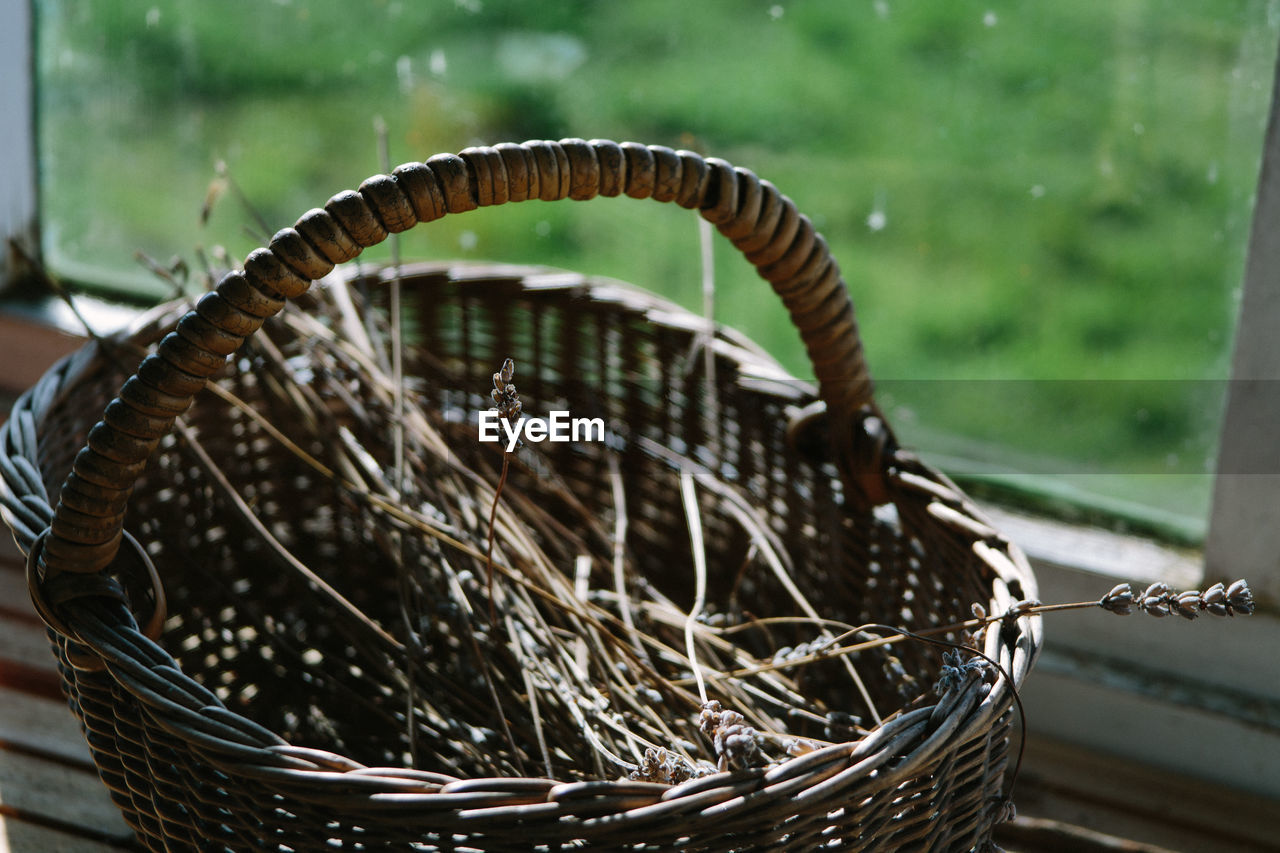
[0,310,85,398]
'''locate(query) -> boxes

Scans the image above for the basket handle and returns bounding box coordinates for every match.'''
[43,138,890,576]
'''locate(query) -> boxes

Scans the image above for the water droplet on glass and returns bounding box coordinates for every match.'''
[1029,184,1045,199]
[535,220,552,238]
[983,11,998,27]
[769,5,784,19]
[867,190,888,232]
[396,55,413,94]
[1133,122,1145,135]
[459,230,478,251]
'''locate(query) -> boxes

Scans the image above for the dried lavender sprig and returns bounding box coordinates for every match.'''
[683,577,1258,688]
[491,357,522,440]
[1102,579,1255,619]
[485,358,521,626]
[697,700,767,772]
[628,746,705,784]
[933,648,991,696]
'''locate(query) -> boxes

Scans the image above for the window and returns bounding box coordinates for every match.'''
[30,1,1280,543]
[6,0,1280,823]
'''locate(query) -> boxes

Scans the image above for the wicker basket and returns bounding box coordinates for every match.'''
[0,139,1039,851]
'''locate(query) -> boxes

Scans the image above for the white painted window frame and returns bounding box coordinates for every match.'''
[3,0,1279,803]
[0,0,37,289]
[1206,48,1280,608]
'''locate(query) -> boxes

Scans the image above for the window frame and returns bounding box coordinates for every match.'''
[3,0,1279,806]
[1205,51,1280,609]
[0,0,36,289]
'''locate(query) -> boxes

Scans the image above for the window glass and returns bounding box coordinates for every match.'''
[37,1,1279,538]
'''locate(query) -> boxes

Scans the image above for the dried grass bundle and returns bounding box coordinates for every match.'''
[188,271,911,784]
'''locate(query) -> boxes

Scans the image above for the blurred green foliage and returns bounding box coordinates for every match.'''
[35,0,1279,537]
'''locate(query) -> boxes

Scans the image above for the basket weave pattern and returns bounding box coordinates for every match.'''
[0,139,1039,851]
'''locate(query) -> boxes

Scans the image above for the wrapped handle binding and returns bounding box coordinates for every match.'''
[43,138,887,577]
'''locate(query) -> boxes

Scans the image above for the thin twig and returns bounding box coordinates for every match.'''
[606,451,650,664]
[509,614,554,779]
[680,469,710,706]
[10,240,111,345]
[215,159,274,243]
[375,115,419,768]
[699,216,720,457]
[486,453,511,626]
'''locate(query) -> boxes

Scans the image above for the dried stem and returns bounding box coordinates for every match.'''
[607,451,650,665]
[680,469,710,706]
[214,159,273,243]
[373,116,418,766]
[486,358,522,627]
[680,578,1257,688]
[486,454,511,627]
